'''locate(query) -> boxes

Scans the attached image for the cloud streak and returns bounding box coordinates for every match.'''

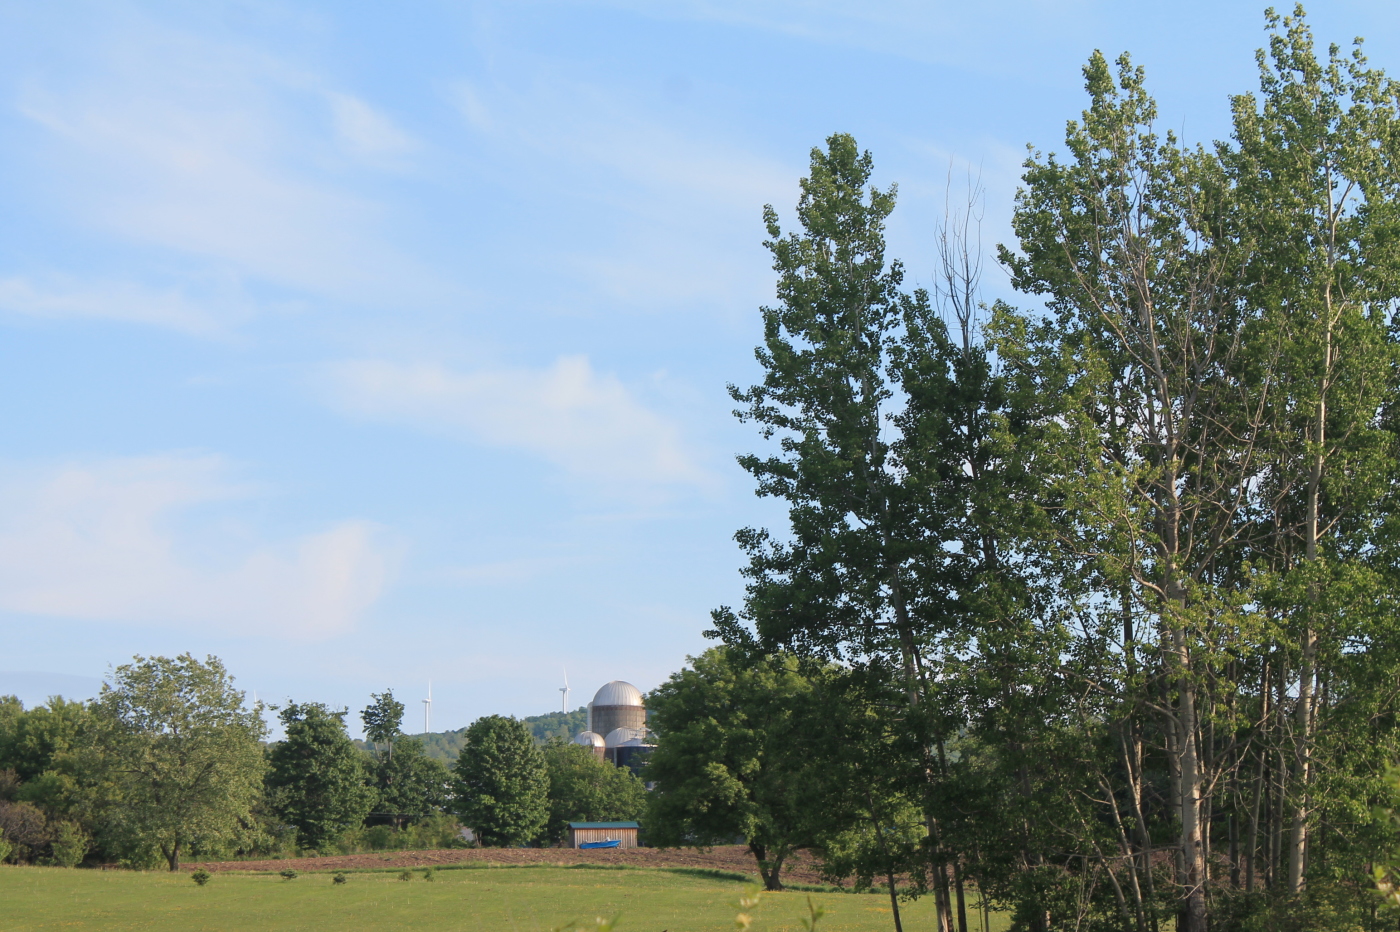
[14,21,436,311]
[0,456,392,639]
[320,356,712,491]
[0,275,249,336]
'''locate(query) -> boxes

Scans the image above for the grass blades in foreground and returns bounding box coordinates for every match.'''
[0,864,1011,932]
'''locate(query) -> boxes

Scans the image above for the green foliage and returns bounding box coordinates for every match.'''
[0,696,92,783]
[49,821,89,867]
[403,729,468,764]
[452,715,548,847]
[86,654,266,872]
[422,867,435,881]
[401,810,464,849]
[0,767,19,800]
[365,824,395,850]
[332,872,347,885]
[0,828,11,864]
[645,648,829,891]
[368,737,451,826]
[361,690,406,760]
[279,869,297,881]
[398,869,412,882]
[190,870,211,886]
[524,708,589,744]
[265,702,375,851]
[541,739,647,845]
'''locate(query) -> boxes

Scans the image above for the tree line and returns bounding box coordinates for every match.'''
[661,8,1400,932]
[0,654,644,870]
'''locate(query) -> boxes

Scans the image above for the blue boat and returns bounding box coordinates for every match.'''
[578,839,621,849]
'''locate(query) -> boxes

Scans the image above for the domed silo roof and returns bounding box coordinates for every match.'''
[572,731,605,748]
[604,726,648,748]
[593,681,643,708]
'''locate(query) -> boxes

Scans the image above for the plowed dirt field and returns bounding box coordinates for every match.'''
[187,845,829,885]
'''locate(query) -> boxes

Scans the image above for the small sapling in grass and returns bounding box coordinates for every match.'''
[279,869,297,881]
[333,872,348,885]
[190,870,211,886]
[398,870,413,882]
[422,867,436,881]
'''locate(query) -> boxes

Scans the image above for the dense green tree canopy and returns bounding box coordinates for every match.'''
[369,738,450,827]
[265,702,375,851]
[0,696,91,784]
[87,654,266,871]
[645,647,826,891]
[452,715,548,847]
[711,10,1400,932]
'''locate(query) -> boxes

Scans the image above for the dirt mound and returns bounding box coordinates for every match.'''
[187,845,830,886]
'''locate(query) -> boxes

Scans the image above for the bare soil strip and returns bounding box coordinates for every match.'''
[187,845,829,886]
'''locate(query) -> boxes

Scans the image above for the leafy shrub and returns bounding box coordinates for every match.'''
[190,870,211,886]
[0,828,12,864]
[0,801,50,863]
[423,867,436,881]
[48,822,88,868]
[279,869,298,881]
[333,872,347,885]
[365,824,395,850]
[1212,885,1375,932]
[398,869,413,881]
[403,811,464,849]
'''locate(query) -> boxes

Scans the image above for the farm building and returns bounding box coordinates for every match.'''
[575,680,654,774]
[568,821,640,849]
[587,680,647,739]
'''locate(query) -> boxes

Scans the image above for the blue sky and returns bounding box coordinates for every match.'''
[0,0,1393,736]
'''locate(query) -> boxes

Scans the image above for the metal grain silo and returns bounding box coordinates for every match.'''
[588,680,646,740]
[571,730,606,761]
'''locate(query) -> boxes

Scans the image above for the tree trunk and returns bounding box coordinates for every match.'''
[748,842,785,891]
[953,859,970,932]
[163,837,182,872]
[1170,617,1209,932]
[885,866,905,932]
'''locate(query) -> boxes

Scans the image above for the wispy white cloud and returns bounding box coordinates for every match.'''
[0,275,249,336]
[14,21,437,310]
[319,356,713,490]
[448,75,793,310]
[0,456,393,639]
[329,93,419,159]
[450,75,793,212]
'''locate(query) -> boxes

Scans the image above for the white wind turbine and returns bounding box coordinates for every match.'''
[422,681,432,735]
[560,667,571,714]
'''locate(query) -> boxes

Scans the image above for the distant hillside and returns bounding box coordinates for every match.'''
[402,707,591,763]
[523,707,589,744]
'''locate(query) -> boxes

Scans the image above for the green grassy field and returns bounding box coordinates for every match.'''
[0,863,1011,932]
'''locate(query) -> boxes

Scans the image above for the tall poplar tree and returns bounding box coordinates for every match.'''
[713,133,1010,931]
[1226,8,1400,895]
